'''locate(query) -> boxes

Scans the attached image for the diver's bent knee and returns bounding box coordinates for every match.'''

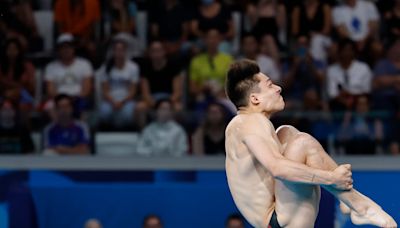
[276,125,300,143]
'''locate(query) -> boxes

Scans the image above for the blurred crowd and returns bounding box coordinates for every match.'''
[83,213,245,228]
[0,0,400,156]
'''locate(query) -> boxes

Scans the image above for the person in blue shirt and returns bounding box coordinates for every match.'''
[43,94,90,155]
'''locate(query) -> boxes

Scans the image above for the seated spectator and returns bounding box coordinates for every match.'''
[136,99,188,156]
[0,38,35,111]
[332,0,380,51]
[104,0,142,58]
[140,40,183,110]
[54,0,100,63]
[225,213,245,228]
[0,0,42,52]
[291,0,332,63]
[98,38,140,129]
[239,33,281,83]
[142,214,163,228]
[149,0,189,55]
[245,0,286,47]
[84,219,102,228]
[372,40,400,113]
[189,29,234,111]
[383,0,400,44]
[327,39,372,111]
[282,36,325,109]
[337,95,383,155]
[44,34,93,116]
[54,0,100,41]
[191,0,234,52]
[0,99,34,154]
[43,94,90,155]
[192,103,229,155]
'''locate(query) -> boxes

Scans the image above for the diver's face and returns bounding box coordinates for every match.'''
[250,73,284,113]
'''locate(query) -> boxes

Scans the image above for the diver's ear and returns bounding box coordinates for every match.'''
[249,93,260,105]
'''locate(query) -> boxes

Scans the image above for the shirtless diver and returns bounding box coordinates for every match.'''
[224,59,397,228]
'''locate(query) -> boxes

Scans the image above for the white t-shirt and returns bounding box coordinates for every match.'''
[99,60,139,101]
[332,0,379,41]
[326,60,372,99]
[45,58,93,96]
[257,55,281,83]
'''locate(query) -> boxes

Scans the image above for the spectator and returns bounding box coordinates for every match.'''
[142,214,163,228]
[192,103,229,155]
[0,38,35,111]
[44,34,93,115]
[282,36,325,109]
[140,40,183,110]
[326,39,372,111]
[84,218,102,228]
[191,0,234,52]
[43,94,90,155]
[291,0,332,63]
[384,0,400,44]
[239,33,281,83]
[332,0,380,50]
[225,213,245,228]
[54,0,100,41]
[0,99,34,154]
[136,99,188,156]
[372,40,400,113]
[105,1,142,58]
[98,38,140,128]
[149,0,189,55]
[245,0,286,46]
[337,95,383,155]
[189,29,233,109]
[0,0,42,52]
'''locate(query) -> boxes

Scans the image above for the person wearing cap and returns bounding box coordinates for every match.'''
[44,34,94,115]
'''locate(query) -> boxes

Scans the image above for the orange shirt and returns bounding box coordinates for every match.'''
[54,0,100,38]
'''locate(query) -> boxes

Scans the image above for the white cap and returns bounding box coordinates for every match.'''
[57,33,74,45]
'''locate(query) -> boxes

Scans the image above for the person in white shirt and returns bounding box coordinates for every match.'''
[98,38,140,128]
[332,0,379,50]
[326,39,372,110]
[240,33,281,84]
[44,34,93,114]
[136,99,188,156]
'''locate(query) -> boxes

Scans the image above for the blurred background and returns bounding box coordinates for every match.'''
[0,0,399,227]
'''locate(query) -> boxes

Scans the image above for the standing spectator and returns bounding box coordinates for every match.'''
[44,34,93,115]
[332,0,380,50]
[149,0,189,55]
[140,40,183,110]
[136,99,188,156]
[142,214,163,228]
[225,213,245,228]
[372,40,400,113]
[291,0,332,63]
[239,33,281,83]
[337,95,383,155]
[282,36,325,109]
[0,99,34,154]
[98,39,140,128]
[54,0,100,41]
[191,0,234,52]
[0,38,35,111]
[189,29,233,108]
[43,94,90,155]
[326,39,372,111]
[192,103,229,155]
